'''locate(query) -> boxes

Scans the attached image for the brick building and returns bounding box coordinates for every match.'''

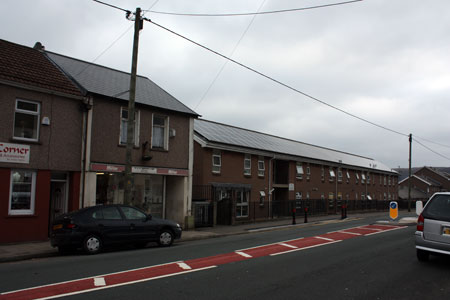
[193,119,398,226]
[1,39,198,243]
[398,166,450,201]
[0,40,84,242]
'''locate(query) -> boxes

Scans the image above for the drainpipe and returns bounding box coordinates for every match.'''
[80,96,93,209]
[268,156,275,219]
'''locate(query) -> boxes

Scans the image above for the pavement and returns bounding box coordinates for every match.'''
[0,211,418,263]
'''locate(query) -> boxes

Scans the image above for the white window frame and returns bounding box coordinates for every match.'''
[236,190,249,218]
[361,173,366,184]
[321,166,325,181]
[212,151,221,174]
[13,99,40,142]
[329,168,335,181]
[9,169,36,215]
[259,191,265,206]
[338,168,343,182]
[296,163,304,179]
[258,158,265,177]
[151,114,169,150]
[346,171,350,183]
[244,154,251,176]
[120,107,140,147]
[356,173,360,184]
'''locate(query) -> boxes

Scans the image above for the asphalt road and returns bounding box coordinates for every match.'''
[1,216,449,300]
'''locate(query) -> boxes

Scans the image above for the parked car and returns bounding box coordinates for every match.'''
[415,192,450,261]
[50,204,182,254]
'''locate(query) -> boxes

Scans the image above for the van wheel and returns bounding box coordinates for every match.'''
[83,235,102,254]
[417,249,429,262]
[158,229,174,247]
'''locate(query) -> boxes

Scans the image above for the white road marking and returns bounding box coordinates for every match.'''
[270,241,342,256]
[339,231,362,236]
[177,262,192,270]
[94,277,106,287]
[314,236,336,242]
[235,251,252,258]
[279,243,298,249]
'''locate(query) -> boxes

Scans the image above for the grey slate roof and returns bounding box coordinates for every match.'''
[195,119,396,173]
[45,51,198,116]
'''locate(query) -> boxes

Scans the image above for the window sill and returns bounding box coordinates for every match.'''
[6,214,38,218]
[10,137,41,145]
[118,144,140,149]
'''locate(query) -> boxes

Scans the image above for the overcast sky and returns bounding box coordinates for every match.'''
[2,0,450,169]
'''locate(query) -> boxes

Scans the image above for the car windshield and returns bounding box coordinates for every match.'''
[423,194,450,222]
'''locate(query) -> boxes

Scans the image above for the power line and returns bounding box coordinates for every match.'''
[194,0,267,110]
[144,18,409,137]
[93,0,130,13]
[413,135,450,149]
[413,138,450,161]
[144,0,363,17]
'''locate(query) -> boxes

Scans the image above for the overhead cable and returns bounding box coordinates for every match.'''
[144,18,409,138]
[144,0,363,17]
[413,138,450,161]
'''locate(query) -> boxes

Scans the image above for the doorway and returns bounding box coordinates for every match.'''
[49,173,68,235]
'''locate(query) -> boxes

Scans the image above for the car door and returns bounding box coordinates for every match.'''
[120,206,158,242]
[423,194,450,244]
[94,206,130,244]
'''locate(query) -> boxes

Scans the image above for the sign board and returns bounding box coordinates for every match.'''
[0,142,30,164]
[416,201,423,216]
[389,201,398,220]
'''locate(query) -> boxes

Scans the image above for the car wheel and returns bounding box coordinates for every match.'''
[417,249,430,262]
[158,229,174,247]
[83,234,102,254]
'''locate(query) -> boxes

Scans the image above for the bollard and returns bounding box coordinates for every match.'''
[292,208,296,225]
[304,207,308,223]
[341,204,346,219]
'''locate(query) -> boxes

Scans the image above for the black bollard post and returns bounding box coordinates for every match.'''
[304,207,308,223]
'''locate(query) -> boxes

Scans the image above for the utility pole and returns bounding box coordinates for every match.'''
[124,7,143,205]
[408,133,412,212]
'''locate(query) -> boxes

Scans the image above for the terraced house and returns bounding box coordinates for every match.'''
[0,39,198,243]
[193,119,398,226]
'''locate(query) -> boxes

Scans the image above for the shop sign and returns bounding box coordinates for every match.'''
[91,163,188,176]
[0,142,30,164]
[91,163,125,173]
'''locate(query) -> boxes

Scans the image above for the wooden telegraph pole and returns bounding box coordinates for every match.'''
[408,133,412,212]
[124,7,142,205]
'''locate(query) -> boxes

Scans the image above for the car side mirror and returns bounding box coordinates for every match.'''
[416,201,423,216]
[146,214,152,221]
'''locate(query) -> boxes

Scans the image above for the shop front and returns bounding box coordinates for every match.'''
[90,163,190,224]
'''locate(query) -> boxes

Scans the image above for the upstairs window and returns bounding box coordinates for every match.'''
[321,166,325,181]
[329,168,335,181]
[361,173,366,184]
[14,99,40,141]
[306,166,311,180]
[212,150,221,174]
[152,115,168,150]
[120,108,140,146]
[244,154,251,176]
[356,173,360,184]
[346,171,350,183]
[296,163,304,179]
[258,157,265,177]
[338,168,343,182]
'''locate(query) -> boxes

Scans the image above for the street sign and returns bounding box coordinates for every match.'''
[390,201,398,220]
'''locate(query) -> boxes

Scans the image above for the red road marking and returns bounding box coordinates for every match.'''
[0,224,406,300]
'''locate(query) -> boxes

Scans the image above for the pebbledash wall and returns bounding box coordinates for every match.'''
[0,84,84,243]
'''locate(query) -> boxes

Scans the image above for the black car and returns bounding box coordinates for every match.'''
[50,204,182,254]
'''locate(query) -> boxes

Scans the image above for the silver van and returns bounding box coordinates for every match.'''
[415,192,450,261]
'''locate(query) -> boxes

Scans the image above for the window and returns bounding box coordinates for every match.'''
[361,173,366,184]
[259,191,265,206]
[152,114,168,149]
[362,193,365,201]
[120,108,140,146]
[306,192,310,200]
[296,192,302,200]
[346,171,350,183]
[338,168,343,182]
[296,163,304,179]
[9,170,36,215]
[328,192,334,200]
[258,157,265,177]
[244,154,251,176]
[321,166,325,181]
[102,207,122,220]
[329,168,335,181]
[356,173,359,184]
[121,206,146,220]
[212,150,221,174]
[321,193,325,200]
[388,176,391,186]
[367,173,371,184]
[384,176,387,186]
[14,99,40,141]
[306,166,311,180]
[236,190,249,217]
